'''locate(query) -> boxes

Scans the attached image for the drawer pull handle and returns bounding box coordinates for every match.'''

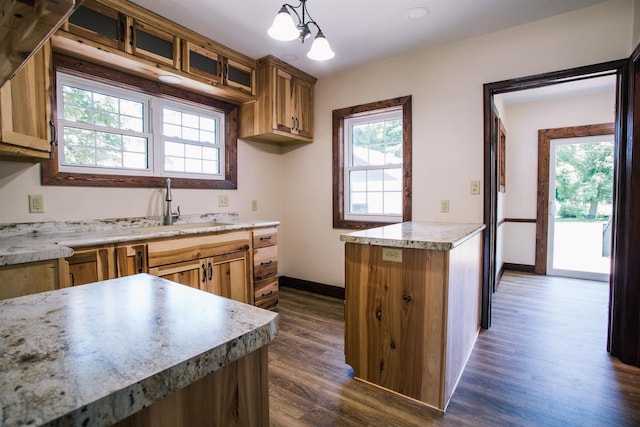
[137,251,144,273]
[402,295,412,302]
[208,262,213,281]
[202,264,207,283]
[260,236,272,241]
[261,291,273,297]
[69,272,75,287]
[260,260,273,266]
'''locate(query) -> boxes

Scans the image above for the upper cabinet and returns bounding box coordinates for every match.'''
[240,55,317,144]
[0,0,74,88]
[53,0,255,104]
[0,41,53,160]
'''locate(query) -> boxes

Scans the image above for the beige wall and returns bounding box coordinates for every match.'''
[0,140,285,224]
[280,0,632,288]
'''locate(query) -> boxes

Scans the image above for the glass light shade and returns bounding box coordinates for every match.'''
[307,32,335,60]
[268,7,300,41]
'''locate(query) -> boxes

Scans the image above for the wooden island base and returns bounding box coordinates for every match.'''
[116,347,269,427]
[343,223,484,412]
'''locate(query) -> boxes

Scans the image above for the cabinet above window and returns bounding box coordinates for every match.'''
[53,0,256,105]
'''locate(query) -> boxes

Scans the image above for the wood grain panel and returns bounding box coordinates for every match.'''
[146,231,250,267]
[0,260,63,300]
[115,346,269,427]
[443,232,482,408]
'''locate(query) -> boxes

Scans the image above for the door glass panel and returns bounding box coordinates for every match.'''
[136,29,173,60]
[548,135,613,281]
[189,51,218,77]
[227,64,252,89]
[69,6,118,40]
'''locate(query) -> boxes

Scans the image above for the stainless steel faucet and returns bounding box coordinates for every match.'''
[164,178,180,225]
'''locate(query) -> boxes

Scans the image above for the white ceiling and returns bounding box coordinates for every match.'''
[130,0,609,78]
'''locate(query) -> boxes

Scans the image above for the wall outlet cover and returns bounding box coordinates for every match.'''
[218,194,229,207]
[28,194,44,213]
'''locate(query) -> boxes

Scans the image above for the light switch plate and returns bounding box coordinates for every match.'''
[218,194,229,207]
[440,199,450,213]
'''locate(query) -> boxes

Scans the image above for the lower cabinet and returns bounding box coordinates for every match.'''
[66,246,115,286]
[148,251,251,304]
[252,227,278,310]
[115,243,148,277]
[146,231,252,305]
[0,259,67,300]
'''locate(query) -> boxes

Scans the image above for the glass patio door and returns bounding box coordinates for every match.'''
[547,135,614,282]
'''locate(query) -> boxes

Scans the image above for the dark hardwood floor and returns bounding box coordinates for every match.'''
[269,272,640,426]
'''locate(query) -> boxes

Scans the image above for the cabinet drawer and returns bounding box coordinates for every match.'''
[253,245,277,281]
[254,276,278,310]
[253,228,277,249]
[147,231,250,267]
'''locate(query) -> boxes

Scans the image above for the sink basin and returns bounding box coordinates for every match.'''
[134,221,234,233]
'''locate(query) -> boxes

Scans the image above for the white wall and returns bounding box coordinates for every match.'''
[280,0,633,288]
[499,90,616,265]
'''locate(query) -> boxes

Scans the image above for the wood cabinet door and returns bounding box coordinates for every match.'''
[67,247,113,286]
[115,244,148,277]
[130,19,180,69]
[224,58,254,94]
[148,259,204,289]
[293,78,314,139]
[203,252,252,304]
[65,0,124,49]
[273,67,293,133]
[181,40,221,85]
[0,42,51,159]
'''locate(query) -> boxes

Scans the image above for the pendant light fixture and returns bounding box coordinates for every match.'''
[268,0,335,61]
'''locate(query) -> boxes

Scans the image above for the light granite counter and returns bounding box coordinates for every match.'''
[0,273,278,426]
[340,221,485,251]
[0,213,279,267]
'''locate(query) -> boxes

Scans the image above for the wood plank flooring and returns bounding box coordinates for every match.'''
[268,272,640,426]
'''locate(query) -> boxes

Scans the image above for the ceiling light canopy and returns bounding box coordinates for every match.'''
[268,0,335,61]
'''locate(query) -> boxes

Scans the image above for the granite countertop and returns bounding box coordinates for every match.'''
[0,273,278,426]
[0,213,280,267]
[340,221,486,250]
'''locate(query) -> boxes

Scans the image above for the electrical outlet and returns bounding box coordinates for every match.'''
[251,200,258,211]
[470,180,481,195]
[440,199,450,213]
[218,194,229,207]
[29,194,44,213]
[382,247,403,263]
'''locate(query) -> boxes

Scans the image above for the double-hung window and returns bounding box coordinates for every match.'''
[48,60,235,188]
[333,96,412,229]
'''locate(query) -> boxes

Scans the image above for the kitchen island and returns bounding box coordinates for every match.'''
[0,273,278,426]
[341,221,484,412]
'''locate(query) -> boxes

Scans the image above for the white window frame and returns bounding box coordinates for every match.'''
[344,108,404,223]
[56,71,226,180]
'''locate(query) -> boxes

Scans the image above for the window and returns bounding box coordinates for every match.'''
[333,96,412,229]
[43,55,237,189]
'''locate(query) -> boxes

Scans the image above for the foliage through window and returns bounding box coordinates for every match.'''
[57,72,225,180]
[43,55,238,189]
[333,96,412,229]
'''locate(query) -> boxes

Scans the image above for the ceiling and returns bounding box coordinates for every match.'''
[130,0,609,78]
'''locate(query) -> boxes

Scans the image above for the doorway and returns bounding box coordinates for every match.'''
[547,134,614,282]
[481,59,628,332]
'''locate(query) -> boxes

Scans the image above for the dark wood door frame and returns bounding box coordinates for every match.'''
[482,59,627,333]
[535,123,615,275]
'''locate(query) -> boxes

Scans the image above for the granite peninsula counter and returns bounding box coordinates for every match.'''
[0,273,278,426]
[341,221,485,412]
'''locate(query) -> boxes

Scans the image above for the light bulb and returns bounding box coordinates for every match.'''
[268,7,300,41]
[307,31,334,61]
